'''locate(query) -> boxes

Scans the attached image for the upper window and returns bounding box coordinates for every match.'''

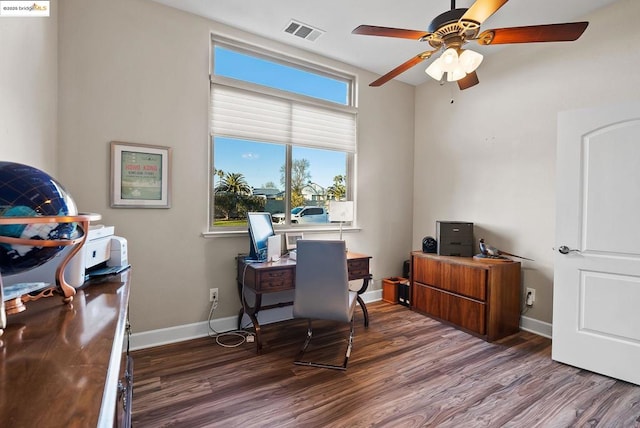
[210,39,357,230]
[214,46,350,105]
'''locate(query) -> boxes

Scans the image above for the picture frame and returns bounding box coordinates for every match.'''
[285,232,304,251]
[110,141,172,208]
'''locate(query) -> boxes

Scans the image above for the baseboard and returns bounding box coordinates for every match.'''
[130,288,383,351]
[520,315,552,339]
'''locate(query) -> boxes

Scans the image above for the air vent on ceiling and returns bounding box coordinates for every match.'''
[283,20,324,42]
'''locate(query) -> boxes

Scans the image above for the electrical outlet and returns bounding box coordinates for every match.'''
[209,288,219,304]
[526,287,535,306]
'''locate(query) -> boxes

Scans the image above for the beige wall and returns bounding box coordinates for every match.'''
[5,0,638,335]
[55,0,415,333]
[413,0,640,323]
[0,2,57,173]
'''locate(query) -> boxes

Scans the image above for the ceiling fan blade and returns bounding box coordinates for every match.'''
[370,51,436,87]
[460,0,508,26]
[458,71,479,90]
[477,22,589,45]
[352,25,429,40]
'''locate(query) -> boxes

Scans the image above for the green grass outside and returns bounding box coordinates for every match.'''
[213,219,248,227]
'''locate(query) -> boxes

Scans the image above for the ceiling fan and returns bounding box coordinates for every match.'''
[352,0,589,89]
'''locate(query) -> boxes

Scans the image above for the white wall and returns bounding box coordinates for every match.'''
[0,3,57,173]
[413,0,640,323]
[56,0,415,333]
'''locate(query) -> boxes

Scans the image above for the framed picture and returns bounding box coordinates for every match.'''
[285,232,304,251]
[110,141,172,208]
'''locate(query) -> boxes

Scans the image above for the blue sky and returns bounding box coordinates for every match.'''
[214,47,348,105]
[213,47,348,190]
[215,137,346,190]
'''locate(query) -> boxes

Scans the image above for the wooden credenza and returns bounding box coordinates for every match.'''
[0,271,132,427]
[410,252,521,341]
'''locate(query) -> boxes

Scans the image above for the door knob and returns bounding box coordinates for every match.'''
[557,245,580,255]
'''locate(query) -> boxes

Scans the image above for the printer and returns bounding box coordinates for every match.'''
[2,224,128,288]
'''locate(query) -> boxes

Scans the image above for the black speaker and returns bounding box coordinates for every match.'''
[403,260,410,278]
[422,236,437,253]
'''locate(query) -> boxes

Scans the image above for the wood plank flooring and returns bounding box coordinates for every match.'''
[131,302,640,427]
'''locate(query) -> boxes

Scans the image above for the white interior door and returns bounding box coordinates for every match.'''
[553,101,640,386]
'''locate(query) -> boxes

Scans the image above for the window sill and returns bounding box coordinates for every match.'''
[201,225,361,238]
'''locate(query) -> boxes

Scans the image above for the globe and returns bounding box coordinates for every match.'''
[0,162,78,276]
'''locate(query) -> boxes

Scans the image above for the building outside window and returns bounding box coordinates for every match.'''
[210,39,357,230]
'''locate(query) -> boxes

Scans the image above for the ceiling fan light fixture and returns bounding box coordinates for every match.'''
[459,49,483,73]
[440,48,459,72]
[446,66,467,82]
[425,57,445,80]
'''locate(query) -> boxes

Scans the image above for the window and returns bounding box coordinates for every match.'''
[210,39,356,230]
[213,46,349,105]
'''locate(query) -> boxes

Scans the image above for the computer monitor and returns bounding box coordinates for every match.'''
[247,212,275,261]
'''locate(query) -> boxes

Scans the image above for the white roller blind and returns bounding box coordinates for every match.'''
[211,85,356,152]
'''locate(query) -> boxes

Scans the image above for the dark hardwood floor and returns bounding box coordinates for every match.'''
[131,302,640,427]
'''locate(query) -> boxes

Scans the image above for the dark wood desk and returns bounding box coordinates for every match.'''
[0,271,132,427]
[236,252,372,351]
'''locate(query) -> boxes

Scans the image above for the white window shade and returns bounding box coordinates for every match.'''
[211,85,356,153]
[211,86,290,144]
[292,104,355,152]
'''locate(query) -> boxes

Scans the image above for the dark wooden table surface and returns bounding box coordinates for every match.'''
[0,271,130,427]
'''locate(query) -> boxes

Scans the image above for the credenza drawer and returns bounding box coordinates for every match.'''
[414,283,486,335]
[413,256,440,285]
[441,263,486,301]
[256,268,294,292]
[413,257,487,301]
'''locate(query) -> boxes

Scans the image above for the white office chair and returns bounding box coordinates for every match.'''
[293,239,358,370]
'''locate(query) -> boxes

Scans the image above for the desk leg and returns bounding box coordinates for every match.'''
[355,275,371,328]
[237,307,244,331]
[356,295,369,328]
[238,285,264,352]
[236,279,245,330]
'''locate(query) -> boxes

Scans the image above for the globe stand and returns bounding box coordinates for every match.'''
[5,296,26,315]
[4,286,57,315]
[0,213,101,332]
[0,274,5,336]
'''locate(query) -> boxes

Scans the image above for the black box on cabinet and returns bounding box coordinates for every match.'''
[436,221,474,257]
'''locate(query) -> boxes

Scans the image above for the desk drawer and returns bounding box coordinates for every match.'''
[256,268,294,292]
[348,259,370,280]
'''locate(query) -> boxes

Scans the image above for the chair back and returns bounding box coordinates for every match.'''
[293,240,351,323]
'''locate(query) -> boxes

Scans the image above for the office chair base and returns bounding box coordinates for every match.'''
[294,319,354,371]
[294,360,348,371]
